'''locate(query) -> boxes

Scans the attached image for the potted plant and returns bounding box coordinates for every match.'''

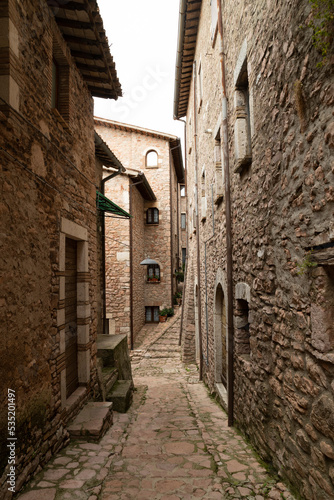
[159,308,168,322]
[175,270,184,283]
[166,307,174,317]
[148,274,160,282]
[173,291,182,305]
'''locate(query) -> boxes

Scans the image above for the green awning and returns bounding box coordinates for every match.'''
[96,191,131,219]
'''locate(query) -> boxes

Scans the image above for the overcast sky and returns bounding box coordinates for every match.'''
[94,0,184,141]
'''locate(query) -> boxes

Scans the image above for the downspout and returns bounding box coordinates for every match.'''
[217,0,234,427]
[129,182,134,350]
[128,178,145,350]
[169,146,174,308]
[174,119,188,349]
[193,60,204,381]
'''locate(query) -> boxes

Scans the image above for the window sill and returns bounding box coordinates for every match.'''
[234,156,252,174]
[214,193,224,205]
[146,223,159,226]
[146,281,161,284]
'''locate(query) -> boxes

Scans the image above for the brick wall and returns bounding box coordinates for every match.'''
[0,0,104,495]
[95,121,180,334]
[181,0,334,497]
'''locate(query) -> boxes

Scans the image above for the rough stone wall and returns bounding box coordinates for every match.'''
[95,122,176,313]
[182,0,334,498]
[104,173,131,338]
[0,0,101,496]
[130,183,146,340]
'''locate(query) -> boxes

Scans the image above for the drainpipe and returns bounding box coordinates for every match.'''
[193,60,204,381]
[217,0,234,427]
[128,179,145,349]
[169,147,174,308]
[174,119,188,349]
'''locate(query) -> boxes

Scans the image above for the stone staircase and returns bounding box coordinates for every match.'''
[97,334,134,412]
[132,313,182,361]
[67,334,134,442]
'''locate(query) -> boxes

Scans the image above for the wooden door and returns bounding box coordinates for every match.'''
[65,238,78,398]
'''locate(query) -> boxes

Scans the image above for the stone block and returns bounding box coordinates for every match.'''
[106,380,134,413]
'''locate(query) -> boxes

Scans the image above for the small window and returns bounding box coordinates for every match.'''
[210,0,218,42]
[52,39,70,123]
[145,306,160,323]
[235,299,250,355]
[146,208,159,224]
[146,150,158,168]
[147,264,160,282]
[234,58,252,173]
[198,61,203,107]
[182,248,186,267]
[181,213,186,230]
[214,128,224,202]
[180,185,186,197]
[201,168,207,220]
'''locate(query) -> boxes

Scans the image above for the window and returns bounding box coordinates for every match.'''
[214,128,224,202]
[210,0,218,42]
[180,185,186,197]
[146,150,158,168]
[182,248,186,268]
[201,167,207,220]
[234,53,252,173]
[198,61,203,108]
[235,299,250,355]
[147,264,160,282]
[181,213,186,230]
[52,38,70,123]
[145,306,160,323]
[146,207,159,224]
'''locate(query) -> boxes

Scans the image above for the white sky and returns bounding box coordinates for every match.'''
[94,0,184,141]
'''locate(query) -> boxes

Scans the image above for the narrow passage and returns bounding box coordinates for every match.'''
[17,313,295,500]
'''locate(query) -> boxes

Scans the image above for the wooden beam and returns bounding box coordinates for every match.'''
[63,34,100,46]
[75,62,107,73]
[54,17,96,30]
[71,50,104,60]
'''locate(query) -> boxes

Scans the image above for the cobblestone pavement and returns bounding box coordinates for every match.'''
[17,311,296,500]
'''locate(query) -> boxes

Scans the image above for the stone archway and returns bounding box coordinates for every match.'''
[214,268,228,408]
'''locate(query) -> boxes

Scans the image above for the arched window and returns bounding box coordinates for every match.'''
[147,264,160,282]
[146,150,158,168]
[146,208,159,224]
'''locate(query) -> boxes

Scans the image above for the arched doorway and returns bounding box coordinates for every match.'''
[194,283,200,364]
[215,284,227,388]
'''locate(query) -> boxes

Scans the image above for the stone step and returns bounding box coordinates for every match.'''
[97,334,132,381]
[67,402,113,441]
[146,352,181,359]
[106,380,134,413]
[102,366,118,394]
[148,344,181,352]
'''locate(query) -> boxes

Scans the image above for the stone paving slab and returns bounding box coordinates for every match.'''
[16,314,296,500]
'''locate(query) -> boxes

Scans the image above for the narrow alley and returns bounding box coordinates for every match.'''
[16,313,295,500]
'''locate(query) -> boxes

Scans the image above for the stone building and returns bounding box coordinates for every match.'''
[94,118,184,347]
[0,0,122,496]
[174,0,334,498]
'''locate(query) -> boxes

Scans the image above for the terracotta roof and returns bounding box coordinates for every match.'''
[174,0,202,119]
[94,117,185,183]
[47,0,122,99]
